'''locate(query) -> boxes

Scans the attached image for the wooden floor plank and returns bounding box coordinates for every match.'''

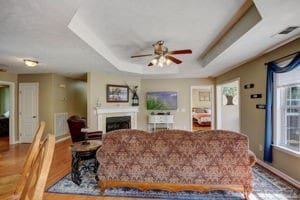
[0,138,145,200]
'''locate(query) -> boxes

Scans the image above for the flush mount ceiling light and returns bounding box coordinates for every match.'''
[24,59,39,67]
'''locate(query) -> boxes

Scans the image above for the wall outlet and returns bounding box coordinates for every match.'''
[259,144,263,151]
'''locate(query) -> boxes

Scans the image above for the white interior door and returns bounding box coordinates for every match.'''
[19,83,39,143]
[216,79,240,132]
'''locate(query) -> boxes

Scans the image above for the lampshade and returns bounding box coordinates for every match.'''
[24,59,38,67]
[151,56,172,67]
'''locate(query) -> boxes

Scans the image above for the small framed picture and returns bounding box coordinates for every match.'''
[106,84,129,102]
[199,92,210,101]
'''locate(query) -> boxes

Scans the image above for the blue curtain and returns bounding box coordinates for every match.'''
[264,53,300,163]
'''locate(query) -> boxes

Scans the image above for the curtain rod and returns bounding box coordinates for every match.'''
[264,51,299,65]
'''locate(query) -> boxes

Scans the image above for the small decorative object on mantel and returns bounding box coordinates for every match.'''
[256,104,266,109]
[244,83,254,89]
[128,85,139,106]
[251,94,262,98]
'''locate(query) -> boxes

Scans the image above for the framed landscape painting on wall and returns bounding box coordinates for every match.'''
[106,84,129,102]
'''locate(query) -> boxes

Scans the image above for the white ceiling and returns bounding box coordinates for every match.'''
[0,0,299,79]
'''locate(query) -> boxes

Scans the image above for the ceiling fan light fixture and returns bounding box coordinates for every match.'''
[151,58,158,65]
[166,58,172,66]
[131,40,191,67]
[24,59,38,67]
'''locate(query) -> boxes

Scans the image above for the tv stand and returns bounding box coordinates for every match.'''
[148,114,174,132]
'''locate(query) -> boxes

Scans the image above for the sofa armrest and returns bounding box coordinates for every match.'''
[248,150,256,167]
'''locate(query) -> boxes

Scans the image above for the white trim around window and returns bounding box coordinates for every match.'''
[273,72,300,156]
[272,144,300,158]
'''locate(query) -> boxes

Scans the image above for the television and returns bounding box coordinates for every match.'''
[146,91,177,110]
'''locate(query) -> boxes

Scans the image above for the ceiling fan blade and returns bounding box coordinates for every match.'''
[131,54,153,58]
[166,55,182,64]
[148,62,153,66]
[169,49,192,55]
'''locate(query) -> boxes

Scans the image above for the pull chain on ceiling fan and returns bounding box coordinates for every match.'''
[130,41,192,67]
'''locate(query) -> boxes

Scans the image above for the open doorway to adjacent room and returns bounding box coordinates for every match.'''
[190,85,214,132]
[216,78,240,132]
[0,81,14,151]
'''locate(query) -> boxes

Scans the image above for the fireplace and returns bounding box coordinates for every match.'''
[106,116,131,132]
[95,106,138,134]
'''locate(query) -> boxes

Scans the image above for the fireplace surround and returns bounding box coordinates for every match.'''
[95,106,138,134]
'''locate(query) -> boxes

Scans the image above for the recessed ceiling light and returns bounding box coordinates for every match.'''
[24,59,39,67]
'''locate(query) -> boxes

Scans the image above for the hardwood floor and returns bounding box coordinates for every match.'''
[192,122,211,131]
[0,136,9,152]
[0,138,142,200]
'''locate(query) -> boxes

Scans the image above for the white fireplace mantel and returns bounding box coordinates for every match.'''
[95,106,139,133]
[95,106,139,114]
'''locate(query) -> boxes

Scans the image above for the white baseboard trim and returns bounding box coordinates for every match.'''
[256,159,300,189]
[56,135,71,143]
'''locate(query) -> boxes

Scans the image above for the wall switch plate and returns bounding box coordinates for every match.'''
[259,144,263,151]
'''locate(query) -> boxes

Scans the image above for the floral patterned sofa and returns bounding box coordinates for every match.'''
[96,129,256,199]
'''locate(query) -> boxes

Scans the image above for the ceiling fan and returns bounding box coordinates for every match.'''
[130,41,192,67]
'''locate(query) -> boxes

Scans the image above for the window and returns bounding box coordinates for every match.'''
[274,65,300,153]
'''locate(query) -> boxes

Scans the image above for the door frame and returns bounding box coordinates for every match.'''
[216,78,241,132]
[190,85,215,131]
[19,82,39,143]
[0,81,16,144]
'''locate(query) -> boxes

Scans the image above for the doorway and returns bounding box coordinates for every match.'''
[190,85,214,131]
[0,84,10,150]
[19,83,39,143]
[0,81,15,149]
[216,79,240,132]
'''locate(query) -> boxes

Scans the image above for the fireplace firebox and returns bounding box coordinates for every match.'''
[106,116,131,132]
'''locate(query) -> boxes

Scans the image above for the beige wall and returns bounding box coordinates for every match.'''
[215,38,300,181]
[139,78,214,131]
[52,74,87,118]
[0,72,18,141]
[18,73,87,139]
[87,72,141,130]
[0,71,18,83]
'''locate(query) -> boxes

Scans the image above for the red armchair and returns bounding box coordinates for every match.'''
[67,115,102,143]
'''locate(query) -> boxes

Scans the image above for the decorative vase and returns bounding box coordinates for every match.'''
[226,95,234,105]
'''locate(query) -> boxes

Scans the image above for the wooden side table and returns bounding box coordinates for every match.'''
[70,140,102,185]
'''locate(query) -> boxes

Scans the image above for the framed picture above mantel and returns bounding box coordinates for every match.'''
[106,84,129,103]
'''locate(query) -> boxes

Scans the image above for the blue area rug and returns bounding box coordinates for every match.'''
[47,164,300,199]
